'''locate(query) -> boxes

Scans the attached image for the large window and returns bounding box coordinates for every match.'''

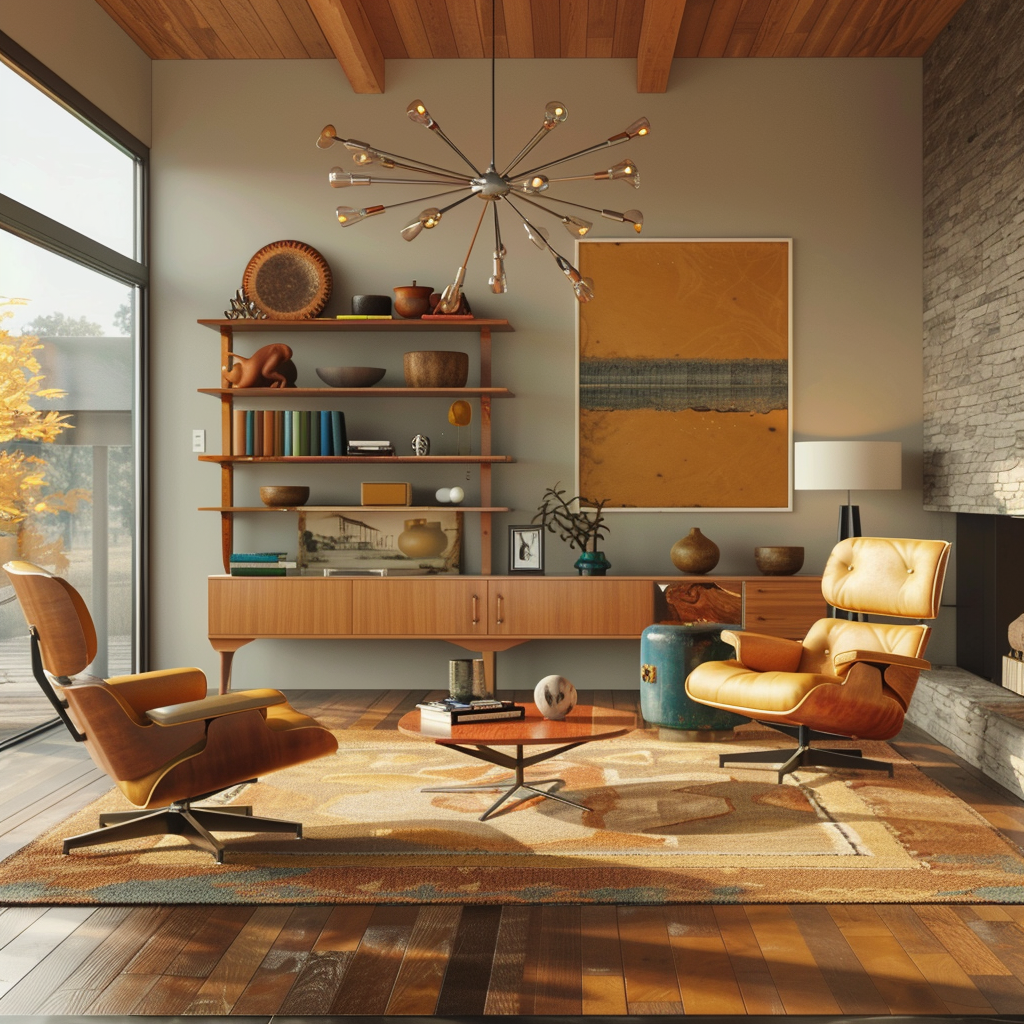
[0,33,147,746]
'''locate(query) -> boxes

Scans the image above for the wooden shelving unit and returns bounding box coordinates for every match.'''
[198,317,515,572]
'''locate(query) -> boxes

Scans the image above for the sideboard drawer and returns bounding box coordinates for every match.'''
[209,578,352,636]
[743,578,825,639]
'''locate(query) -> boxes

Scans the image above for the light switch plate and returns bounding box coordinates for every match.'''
[192,429,206,453]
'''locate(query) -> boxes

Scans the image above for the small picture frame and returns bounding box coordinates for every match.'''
[508,525,544,574]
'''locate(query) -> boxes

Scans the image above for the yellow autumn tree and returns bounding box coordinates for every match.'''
[0,298,90,571]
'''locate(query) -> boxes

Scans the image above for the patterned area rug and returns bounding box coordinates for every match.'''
[4,725,1024,904]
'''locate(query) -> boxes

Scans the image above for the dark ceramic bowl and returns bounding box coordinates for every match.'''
[754,546,804,575]
[351,294,391,316]
[316,366,386,388]
[260,485,309,507]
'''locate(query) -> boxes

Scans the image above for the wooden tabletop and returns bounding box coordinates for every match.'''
[397,704,635,745]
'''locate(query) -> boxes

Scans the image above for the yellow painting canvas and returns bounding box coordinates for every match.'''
[577,239,791,510]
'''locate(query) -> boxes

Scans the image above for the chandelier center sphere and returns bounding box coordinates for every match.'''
[473,168,511,199]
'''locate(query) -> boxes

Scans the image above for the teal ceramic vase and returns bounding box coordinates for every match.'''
[640,623,748,740]
[575,550,611,575]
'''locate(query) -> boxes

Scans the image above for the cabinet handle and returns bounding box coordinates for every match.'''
[496,593,504,625]
[472,594,480,625]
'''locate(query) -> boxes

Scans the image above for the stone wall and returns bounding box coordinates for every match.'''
[923,1,1024,513]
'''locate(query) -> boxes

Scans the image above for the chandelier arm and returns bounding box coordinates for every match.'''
[343,176,473,186]
[499,127,550,179]
[461,202,490,266]
[493,202,504,251]
[364,147,475,180]
[521,194,605,216]
[514,138,626,181]
[437,192,479,215]
[429,126,483,177]
[374,162,474,183]
[500,196,559,258]
[380,187,473,213]
[513,193,576,222]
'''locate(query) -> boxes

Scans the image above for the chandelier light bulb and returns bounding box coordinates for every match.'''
[407,99,435,128]
[329,169,371,188]
[524,222,550,250]
[561,215,592,238]
[316,124,338,149]
[626,117,651,138]
[606,159,640,187]
[420,207,442,228]
[513,174,549,194]
[336,205,383,226]
[573,277,595,302]
[623,208,644,233]
[400,218,424,241]
[490,246,508,293]
[544,100,568,127]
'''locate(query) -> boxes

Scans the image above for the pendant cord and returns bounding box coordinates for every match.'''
[491,0,496,168]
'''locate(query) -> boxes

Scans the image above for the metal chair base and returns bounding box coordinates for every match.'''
[720,722,894,783]
[63,798,302,863]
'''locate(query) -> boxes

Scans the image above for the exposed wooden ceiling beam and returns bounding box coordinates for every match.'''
[307,0,385,94]
[638,0,689,92]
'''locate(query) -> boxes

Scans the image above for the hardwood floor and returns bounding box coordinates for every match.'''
[3,688,1024,1017]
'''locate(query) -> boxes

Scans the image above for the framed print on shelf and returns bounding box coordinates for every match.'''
[576,237,793,512]
[508,525,544,574]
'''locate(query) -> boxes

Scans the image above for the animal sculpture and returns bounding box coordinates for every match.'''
[222,343,297,388]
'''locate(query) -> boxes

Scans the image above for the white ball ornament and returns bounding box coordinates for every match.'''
[448,486,465,504]
[435,487,451,503]
[533,674,578,720]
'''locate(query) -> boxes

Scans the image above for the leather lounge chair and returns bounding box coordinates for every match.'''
[3,560,338,861]
[684,536,951,782]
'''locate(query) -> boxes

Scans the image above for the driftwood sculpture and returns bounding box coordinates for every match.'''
[222,343,297,388]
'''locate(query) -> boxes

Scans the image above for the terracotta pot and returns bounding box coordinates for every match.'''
[398,518,447,558]
[393,281,434,319]
[670,528,720,575]
[403,350,469,388]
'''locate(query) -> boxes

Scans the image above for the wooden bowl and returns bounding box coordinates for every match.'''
[754,546,804,575]
[403,351,469,388]
[260,486,309,507]
[316,366,386,388]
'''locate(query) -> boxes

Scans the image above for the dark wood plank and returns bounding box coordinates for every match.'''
[534,904,582,1014]
[163,905,254,977]
[913,905,1013,975]
[483,904,531,1014]
[386,905,461,1014]
[329,905,418,1014]
[713,904,786,1014]
[131,974,205,1014]
[435,904,502,1015]
[971,972,1024,1014]
[580,903,627,1014]
[617,906,681,1008]
[122,904,211,974]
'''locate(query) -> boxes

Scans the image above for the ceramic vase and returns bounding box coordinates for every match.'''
[575,550,611,576]
[397,519,447,558]
[534,674,578,720]
[670,528,720,574]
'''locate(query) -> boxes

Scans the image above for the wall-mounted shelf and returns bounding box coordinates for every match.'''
[199,316,514,573]
[200,505,511,513]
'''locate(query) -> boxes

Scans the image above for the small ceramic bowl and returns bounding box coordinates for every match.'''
[351,294,391,316]
[260,485,310,507]
[316,366,386,388]
[754,546,804,575]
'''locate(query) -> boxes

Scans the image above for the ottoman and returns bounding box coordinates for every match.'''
[640,622,748,741]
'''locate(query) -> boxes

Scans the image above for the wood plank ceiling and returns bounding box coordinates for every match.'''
[93,0,971,94]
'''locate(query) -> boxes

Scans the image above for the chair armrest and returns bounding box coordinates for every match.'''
[146,688,286,726]
[105,668,208,716]
[722,630,803,672]
[833,649,930,679]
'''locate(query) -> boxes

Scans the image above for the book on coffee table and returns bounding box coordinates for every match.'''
[417,700,525,724]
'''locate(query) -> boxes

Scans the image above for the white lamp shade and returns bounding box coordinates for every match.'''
[794,440,902,492]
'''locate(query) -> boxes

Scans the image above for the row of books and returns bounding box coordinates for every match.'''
[232,409,347,458]
[416,699,525,724]
[229,552,296,576]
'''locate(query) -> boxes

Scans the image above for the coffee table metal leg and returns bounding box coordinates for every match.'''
[420,741,592,821]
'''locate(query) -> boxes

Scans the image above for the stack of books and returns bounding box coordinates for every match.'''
[229,552,297,576]
[416,699,525,724]
[231,410,347,457]
[347,440,395,456]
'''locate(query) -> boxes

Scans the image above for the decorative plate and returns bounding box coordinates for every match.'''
[241,240,333,319]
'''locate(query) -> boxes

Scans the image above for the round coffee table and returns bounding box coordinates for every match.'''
[397,704,635,821]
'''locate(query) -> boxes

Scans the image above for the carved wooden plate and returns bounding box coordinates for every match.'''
[242,240,333,319]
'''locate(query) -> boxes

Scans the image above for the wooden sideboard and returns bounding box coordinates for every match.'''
[209,573,825,692]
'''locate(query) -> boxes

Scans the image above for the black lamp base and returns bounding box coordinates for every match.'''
[838,503,861,541]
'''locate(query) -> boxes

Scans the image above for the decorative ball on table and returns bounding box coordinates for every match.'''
[534,674,577,720]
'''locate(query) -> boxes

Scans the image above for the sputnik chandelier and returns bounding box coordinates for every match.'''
[316,32,649,311]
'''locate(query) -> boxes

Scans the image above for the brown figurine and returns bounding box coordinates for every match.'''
[222,343,297,388]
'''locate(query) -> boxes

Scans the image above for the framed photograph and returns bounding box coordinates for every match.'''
[508,525,544,574]
[298,510,463,573]
[576,238,793,511]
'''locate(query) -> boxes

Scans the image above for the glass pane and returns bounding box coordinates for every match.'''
[1,231,136,742]
[0,59,137,258]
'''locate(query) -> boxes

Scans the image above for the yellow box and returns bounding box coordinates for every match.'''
[361,481,412,506]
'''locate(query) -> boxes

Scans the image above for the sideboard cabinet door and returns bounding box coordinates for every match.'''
[488,579,654,637]
[209,578,353,636]
[743,578,825,640]
[350,578,488,635]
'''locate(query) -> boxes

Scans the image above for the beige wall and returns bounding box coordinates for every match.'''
[0,0,151,145]
[149,55,954,689]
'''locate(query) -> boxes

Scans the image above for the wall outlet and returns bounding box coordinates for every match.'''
[192,429,206,453]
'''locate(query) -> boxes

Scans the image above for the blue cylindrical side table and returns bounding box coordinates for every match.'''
[640,622,749,741]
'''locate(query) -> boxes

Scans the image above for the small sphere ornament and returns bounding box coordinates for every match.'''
[533,674,578,720]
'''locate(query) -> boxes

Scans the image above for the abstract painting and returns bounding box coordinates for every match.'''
[576,239,791,510]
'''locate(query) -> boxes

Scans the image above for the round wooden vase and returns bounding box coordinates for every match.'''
[670,528,720,574]
[397,519,447,558]
[533,674,578,720]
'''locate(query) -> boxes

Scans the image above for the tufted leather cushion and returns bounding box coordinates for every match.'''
[821,537,950,619]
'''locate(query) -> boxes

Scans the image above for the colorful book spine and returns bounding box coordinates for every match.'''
[319,410,332,455]
[310,408,320,455]
[291,411,300,456]
[298,411,309,455]
[263,409,275,457]
[230,552,288,562]
[275,410,285,456]
[229,566,288,576]
[331,410,346,457]
[244,410,254,456]
[283,411,292,456]
[254,410,263,455]
[232,409,245,456]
